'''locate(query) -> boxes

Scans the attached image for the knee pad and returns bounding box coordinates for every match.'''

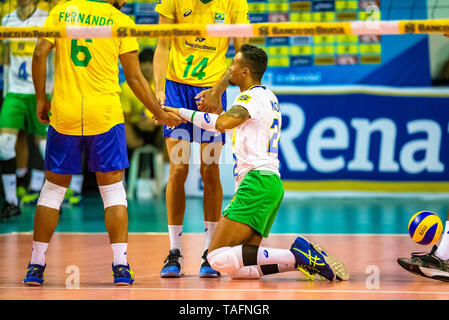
[0,133,17,160]
[37,180,67,210]
[99,181,127,209]
[229,266,262,280]
[208,246,242,275]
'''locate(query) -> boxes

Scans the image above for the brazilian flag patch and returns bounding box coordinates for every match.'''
[237,94,251,103]
[214,12,225,23]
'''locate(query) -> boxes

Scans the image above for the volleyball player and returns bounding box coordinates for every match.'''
[164,44,349,281]
[154,0,249,278]
[23,0,181,286]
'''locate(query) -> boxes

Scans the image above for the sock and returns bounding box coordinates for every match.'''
[204,221,218,252]
[30,241,49,266]
[435,221,449,260]
[168,225,183,254]
[29,169,46,192]
[242,245,296,267]
[16,168,28,188]
[70,174,84,194]
[1,174,17,205]
[111,243,128,266]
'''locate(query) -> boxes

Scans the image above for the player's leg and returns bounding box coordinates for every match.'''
[158,80,192,277]
[398,210,449,281]
[161,137,190,278]
[0,93,26,219]
[207,216,298,279]
[198,141,223,278]
[24,125,82,285]
[24,170,71,286]
[87,123,133,285]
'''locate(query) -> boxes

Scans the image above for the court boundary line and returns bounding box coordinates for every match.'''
[0,285,448,297]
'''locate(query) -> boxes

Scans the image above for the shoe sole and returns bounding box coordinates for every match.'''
[24,281,43,286]
[308,238,350,281]
[397,258,449,282]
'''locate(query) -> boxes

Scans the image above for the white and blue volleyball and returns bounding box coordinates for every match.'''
[408,211,443,246]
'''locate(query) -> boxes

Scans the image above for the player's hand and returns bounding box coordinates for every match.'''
[445,33,449,38]
[158,109,184,127]
[36,97,51,124]
[195,88,223,114]
[163,106,180,116]
[156,90,166,106]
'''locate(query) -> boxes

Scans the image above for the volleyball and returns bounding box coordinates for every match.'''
[408,211,443,246]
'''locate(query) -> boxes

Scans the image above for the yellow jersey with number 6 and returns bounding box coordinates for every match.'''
[43,0,139,136]
[155,0,249,87]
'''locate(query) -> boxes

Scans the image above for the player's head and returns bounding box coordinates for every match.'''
[229,44,267,87]
[109,0,127,10]
[139,48,155,81]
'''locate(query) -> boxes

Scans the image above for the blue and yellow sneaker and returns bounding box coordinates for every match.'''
[112,263,134,286]
[160,249,184,278]
[199,249,221,278]
[24,263,46,286]
[290,236,348,281]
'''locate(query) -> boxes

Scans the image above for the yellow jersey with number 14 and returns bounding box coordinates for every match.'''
[155,0,249,87]
[43,0,139,136]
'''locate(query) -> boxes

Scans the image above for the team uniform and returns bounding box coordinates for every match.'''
[23,0,139,286]
[224,85,284,238]
[155,0,249,143]
[41,0,139,174]
[0,8,54,136]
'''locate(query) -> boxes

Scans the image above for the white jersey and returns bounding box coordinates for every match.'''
[231,85,281,190]
[2,8,54,94]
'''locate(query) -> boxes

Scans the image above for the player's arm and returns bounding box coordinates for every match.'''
[32,38,54,124]
[119,50,182,128]
[164,105,250,133]
[153,14,174,106]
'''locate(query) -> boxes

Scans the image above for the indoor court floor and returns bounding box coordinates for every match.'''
[1,194,449,300]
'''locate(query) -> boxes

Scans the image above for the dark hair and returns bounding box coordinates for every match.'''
[139,48,155,63]
[239,44,268,81]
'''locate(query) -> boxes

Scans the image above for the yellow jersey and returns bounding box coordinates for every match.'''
[43,0,139,136]
[155,0,249,87]
[120,80,154,123]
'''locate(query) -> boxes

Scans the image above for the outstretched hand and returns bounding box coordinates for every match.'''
[195,88,223,114]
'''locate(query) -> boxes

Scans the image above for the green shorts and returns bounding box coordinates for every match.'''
[223,170,284,238]
[0,93,49,137]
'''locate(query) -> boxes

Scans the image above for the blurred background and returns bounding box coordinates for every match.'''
[0,0,448,234]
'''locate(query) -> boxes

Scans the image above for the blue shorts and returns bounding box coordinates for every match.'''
[45,124,129,174]
[163,79,227,143]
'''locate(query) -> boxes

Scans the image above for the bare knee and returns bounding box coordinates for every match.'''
[200,164,220,186]
[169,164,189,184]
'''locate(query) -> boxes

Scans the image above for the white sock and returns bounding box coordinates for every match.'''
[16,168,27,179]
[111,243,128,266]
[2,174,17,205]
[204,221,218,252]
[435,221,449,260]
[168,225,183,254]
[29,169,46,192]
[70,175,84,194]
[256,247,296,266]
[30,241,49,266]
